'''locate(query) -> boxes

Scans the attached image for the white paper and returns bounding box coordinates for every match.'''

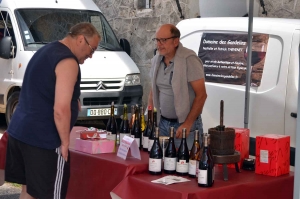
[151,175,190,185]
[117,135,141,160]
[260,150,269,163]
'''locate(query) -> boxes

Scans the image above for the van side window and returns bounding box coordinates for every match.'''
[0,11,17,56]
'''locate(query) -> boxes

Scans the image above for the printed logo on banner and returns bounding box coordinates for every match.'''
[198,33,269,87]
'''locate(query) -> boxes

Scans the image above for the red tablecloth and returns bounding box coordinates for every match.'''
[111,167,294,199]
[0,131,8,170]
[67,126,149,199]
[0,131,8,186]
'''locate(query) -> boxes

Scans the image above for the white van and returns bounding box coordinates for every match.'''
[0,0,143,125]
[177,17,298,165]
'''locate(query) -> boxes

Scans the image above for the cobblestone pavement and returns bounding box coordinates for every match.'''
[0,183,21,199]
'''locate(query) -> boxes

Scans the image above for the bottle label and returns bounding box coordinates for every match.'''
[148,139,154,151]
[143,136,149,148]
[198,169,208,184]
[188,160,197,175]
[149,158,162,172]
[176,160,188,173]
[164,157,176,170]
[196,161,199,177]
[134,138,140,148]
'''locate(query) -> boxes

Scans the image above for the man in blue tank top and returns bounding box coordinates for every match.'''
[5,23,100,199]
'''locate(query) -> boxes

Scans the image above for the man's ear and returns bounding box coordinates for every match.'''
[76,35,84,46]
[174,37,180,47]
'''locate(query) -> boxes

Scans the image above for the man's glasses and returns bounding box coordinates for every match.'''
[83,36,96,56]
[152,36,178,44]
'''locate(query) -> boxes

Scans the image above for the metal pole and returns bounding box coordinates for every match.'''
[293,45,300,199]
[244,0,254,128]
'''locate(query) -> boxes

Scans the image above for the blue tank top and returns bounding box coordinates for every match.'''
[8,41,81,149]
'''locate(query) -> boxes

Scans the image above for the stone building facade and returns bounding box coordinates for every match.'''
[93,0,300,107]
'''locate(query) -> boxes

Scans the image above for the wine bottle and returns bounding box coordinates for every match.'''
[131,105,142,149]
[176,128,189,176]
[148,107,157,152]
[188,130,200,178]
[207,133,215,184]
[119,104,130,142]
[140,106,146,149]
[143,106,152,152]
[164,127,176,174]
[149,127,162,175]
[198,134,214,187]
[106,101,118,149]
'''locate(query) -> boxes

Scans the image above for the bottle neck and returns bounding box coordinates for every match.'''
[140,108,145,123]
[147,110,152,123]
[182,131,186,139]
[155,128,159,140]
[203,136,208,147]
[123,107,128,120]
[153,112,157,126]
[194,130,199,141]
[111,105,114,117]
[170,128,174,138]
[134,108,139,120]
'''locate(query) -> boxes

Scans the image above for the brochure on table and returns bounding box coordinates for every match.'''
[117,135,141,160]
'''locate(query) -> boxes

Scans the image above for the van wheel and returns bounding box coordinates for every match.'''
[5,92,20,126]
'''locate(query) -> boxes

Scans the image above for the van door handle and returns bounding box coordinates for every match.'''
[291,112,297,118]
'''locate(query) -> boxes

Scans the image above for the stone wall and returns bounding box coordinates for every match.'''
[93,0,300,107]
[258,0,300,18]
[93,0,199,107]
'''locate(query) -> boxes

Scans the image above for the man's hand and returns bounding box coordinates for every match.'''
[175,123,192,139]
[60,144,69,162]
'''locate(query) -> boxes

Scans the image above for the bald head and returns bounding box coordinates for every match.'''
[157,24,181,38]
[155,24,180,59]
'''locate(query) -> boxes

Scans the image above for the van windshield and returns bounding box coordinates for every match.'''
[15,9,122,51]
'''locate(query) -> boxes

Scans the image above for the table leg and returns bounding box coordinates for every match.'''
[235,163,241,173]
[222,164,228,181]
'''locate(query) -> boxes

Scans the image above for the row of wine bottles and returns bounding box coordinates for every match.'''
[106,102,159,152]
[105,102,214,187]
[149,127,215,187]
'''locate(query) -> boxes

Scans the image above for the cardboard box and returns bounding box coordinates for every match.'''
[75,138,115,154]
[227,128,250,169]
[255,134,290,176]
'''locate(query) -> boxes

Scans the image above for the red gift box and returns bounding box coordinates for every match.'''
[255,134,290,176]
[227,128,250,169]
[80,131,101,140]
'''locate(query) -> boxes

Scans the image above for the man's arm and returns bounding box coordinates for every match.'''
[176,78,207,138]
[54,58,78,161]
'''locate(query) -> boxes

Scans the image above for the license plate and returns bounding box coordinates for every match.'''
[87,108,118,116]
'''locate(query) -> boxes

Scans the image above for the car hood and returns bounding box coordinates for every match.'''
[79,51,140,79]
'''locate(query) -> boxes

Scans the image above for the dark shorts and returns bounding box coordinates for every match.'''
[5,135,70,199]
